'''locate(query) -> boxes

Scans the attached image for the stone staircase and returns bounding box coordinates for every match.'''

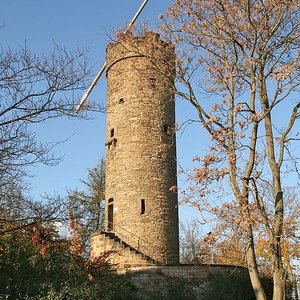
[90,231,157,270]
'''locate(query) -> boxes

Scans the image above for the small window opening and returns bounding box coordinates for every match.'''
[164,124,172,136]
[110,128,114,138]
[140,199,146,215]
[108,198,113,203]
[118,98,124,104]
[149,77,156,89]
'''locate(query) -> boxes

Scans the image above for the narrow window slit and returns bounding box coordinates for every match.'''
[140,199,145,215]
[164,124,169,134]
[110,128,114,138]
[164,124,173,136]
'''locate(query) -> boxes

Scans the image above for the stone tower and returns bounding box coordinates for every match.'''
[91,31,179,266]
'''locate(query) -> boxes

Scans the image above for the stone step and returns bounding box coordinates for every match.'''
[100,231,156,266]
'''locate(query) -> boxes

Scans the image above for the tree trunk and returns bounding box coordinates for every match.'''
[259,72,285,300]
[273,265,285,300]
[270,183,285,300]
[245,223,267,300]
[286,261,299,300]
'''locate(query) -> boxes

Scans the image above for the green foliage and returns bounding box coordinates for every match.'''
[0,227,136,300]
[165,281,196,300]
[68,158,106,253]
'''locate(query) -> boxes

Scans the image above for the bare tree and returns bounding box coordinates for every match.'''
[180,220,203,264]
[152,1,300,299]
[0,180,68,236]
[0,44,103,186]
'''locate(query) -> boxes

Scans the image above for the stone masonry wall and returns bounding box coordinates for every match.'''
[104,31,179,264]
[125,265,247,300]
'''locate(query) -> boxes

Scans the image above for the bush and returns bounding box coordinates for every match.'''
[203,271,256,300]
[0,228,137,300]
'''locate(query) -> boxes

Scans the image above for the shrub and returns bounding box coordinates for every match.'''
[203,271,256,300]
[0,227,137,300]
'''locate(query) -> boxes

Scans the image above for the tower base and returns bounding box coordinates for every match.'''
[90,231,159,272]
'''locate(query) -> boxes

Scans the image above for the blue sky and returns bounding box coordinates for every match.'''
[2,1,299,228]
[1,0,203,223]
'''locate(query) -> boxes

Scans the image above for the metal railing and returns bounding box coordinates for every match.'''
[106,221,179,265]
